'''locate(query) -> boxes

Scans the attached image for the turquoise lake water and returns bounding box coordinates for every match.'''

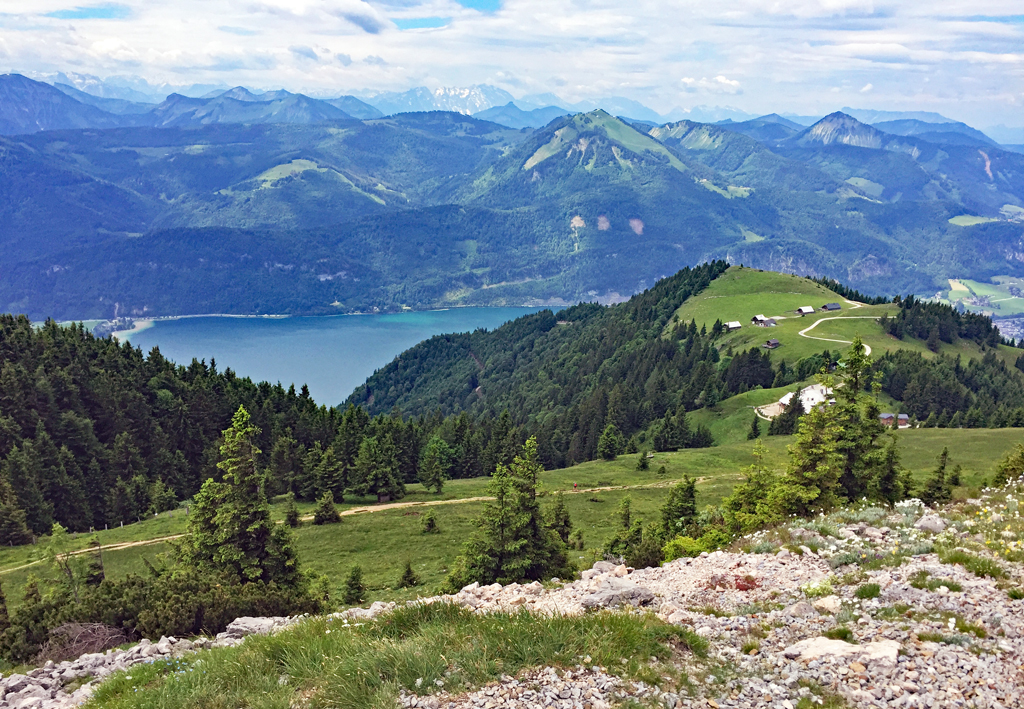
[123,308,541,406]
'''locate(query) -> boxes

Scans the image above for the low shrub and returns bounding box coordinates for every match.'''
[854,583,881,599]
[1008,588,1024,600]
[823,626,855,643]
[939,550,1006,578]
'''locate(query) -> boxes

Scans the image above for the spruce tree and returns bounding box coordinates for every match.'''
[747,415,761,440]
[312,491,341,525]
[768,396,804,436]
[418,435,454,494]
[396,560,419,589]
[994,444,1024,487]
[178,406,300,586]
[869,436,910,504]
[547,493,573,544]
[635,450,650,471]
[782,381,844,516]
[351,436,405,502]
[597,423,624,460]
[284,492,301,527]
[617,495,632,530]
[661,476,697,538]
[148,479,177,514]
[0,581,9,636]
[444,437,574,590]
[920,447,953,506]
[313,445,345,502]
[343,565,366,605]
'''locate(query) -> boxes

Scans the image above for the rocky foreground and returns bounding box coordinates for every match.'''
[2,497,1022,709]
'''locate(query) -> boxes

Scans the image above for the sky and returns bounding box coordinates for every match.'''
[1,1,1022,128]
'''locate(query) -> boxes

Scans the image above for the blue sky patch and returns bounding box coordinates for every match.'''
[454,0,501,10]
[45,4,130,20]
[394,17,450,30]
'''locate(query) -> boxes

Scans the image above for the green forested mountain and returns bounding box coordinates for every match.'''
[3,97,1024,319]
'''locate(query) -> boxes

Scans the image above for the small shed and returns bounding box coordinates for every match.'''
[821,303,842,312]
[725,321,742,331]
[763,318,777,327]
[751,314,768,324]
[763,339,781,349]
[797,306,815,315]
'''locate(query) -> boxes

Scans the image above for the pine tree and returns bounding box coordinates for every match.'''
[148,479,177,514]
[268,432,303,497]
[0,581,9,636]
[782,381,844,516]
[661,476,697,538]
[597,423,624,460]
[312,491,341,525]
[635,450,650,471]
[351,436,405,502]
[869,436,910,504]
[284,492,301,527]
[920,447,953,506]
[747,415,761,440]
[178,406,300,586]
[343,565,366,605]
[421,509,439,534]
[617,495,632,530]
[444,437,574,590]
[396,560,419,589]
[547,493,573,544]
[768,395,804,436]
[994,444,1024,487]
[418,435,454,494]
[312,445,345,502]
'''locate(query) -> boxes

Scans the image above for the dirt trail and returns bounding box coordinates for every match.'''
[0,478,700,576]
[798,315,876,355]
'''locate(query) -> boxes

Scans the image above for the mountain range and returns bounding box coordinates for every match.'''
[2,72,1024,321]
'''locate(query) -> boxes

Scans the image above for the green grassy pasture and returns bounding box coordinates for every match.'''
[3,428,1018,608]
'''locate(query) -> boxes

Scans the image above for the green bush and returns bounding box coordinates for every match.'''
[663,536,704,561]
[1008,588,1024,600]
[0,569,322,664]
[312,491,341,525]
[854,583,881,599]
[343,566,367,606]
[421,510,439,534]
[823,626,855,643]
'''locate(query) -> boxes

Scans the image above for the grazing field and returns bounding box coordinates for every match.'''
[2,428,1019,608]
[672,265,1020,367]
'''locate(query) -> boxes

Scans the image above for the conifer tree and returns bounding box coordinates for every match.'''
[782,380,844,516]
[920,447,953,506]
[421,509,439,534]
[617,495,632,530]
[635,450,650,470]
[597,423,624,460]
[178,406,300,586]
[312,491,341,525]
[547,492,573,544]
[444,437,574,590]
[661,476,697,538]
[0,581,9,636]
[418,435,454,493]
[313,445,345,502]
[396,560,419,589]
[343,566,366,605]
[768,396,803,436]
[748,415,761,440]
[869,436,910,504]
[351,436,405,502]
[148,479,177,514]
[284,492,301,527]
[994,444,1024,487]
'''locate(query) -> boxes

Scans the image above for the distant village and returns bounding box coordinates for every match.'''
[729,301,911,427]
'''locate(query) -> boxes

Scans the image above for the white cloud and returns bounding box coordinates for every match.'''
[860,82,873,92]
[0,0,1022,126]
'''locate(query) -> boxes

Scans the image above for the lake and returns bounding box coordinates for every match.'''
[121,308,542,406]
